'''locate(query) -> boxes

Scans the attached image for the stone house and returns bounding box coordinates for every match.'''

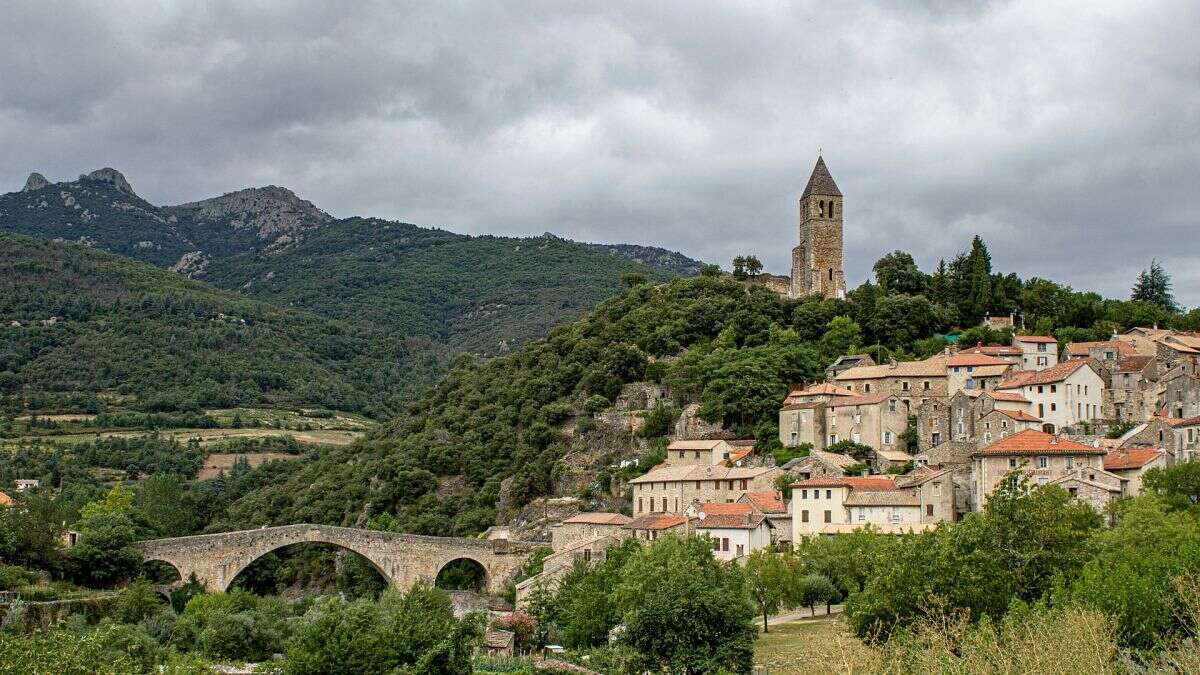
[782,382,856,405]
[1154,333,1200,366]
[1046,468,1124,513]
[1115,327,1173,356]
[483,629,515,656]
[970,430,1106,508]
[916,390,1030,452]
[663,439,737,466]
[780,392,909,461]
[995,360,1104,432]
[782,449,859,480]
[975,408,1043,446]
[1103,448,1169,497]
[779,401,825,449]
[945,353,1013,395]
[1119,414,1200,462]
[738,491,792,544]
[692,503,774,561]
[1159,365,1200,420]
[1012,335,1059,371]
[1063,339,1133,363]
[831,355,950,411]
[629,465,783,516]
[550,512,632,551]
[1098,355,1160,421]
[790,475,900,538]
[790,473,950,538]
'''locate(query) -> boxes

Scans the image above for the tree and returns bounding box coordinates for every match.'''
[2,491,64,573]
[818,316,862,362]
[614,536,756,674]
[135,474,198,537]
[743,255,763,277]
[872,251,927,296]
[63,510,143,587]
[745,550,796,632]
[621,272,648,288]
[732,256,748,279]
[1141,462,1200,514]
[1131,260,1179,312]
[800,572,839,614]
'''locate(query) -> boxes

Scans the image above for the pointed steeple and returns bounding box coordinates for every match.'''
[801,156,841,199]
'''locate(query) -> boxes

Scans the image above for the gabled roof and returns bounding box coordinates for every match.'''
[834,355,950,380]
[1013,335,1058,343]
[997,360,1091,389]
[876,448,913,461]
[827,393,895,408]
[562,512,632,526]
[1065,340,1133,358]
[960,344,1023,356]
[739,491,787,514]
[972,430,1103,456]
[786,382,857,400]
[801,156,841,198]
[0,491,12,507]
[979,390,1031,403]
[792,476,898,491]
[947,353,1011,367]
[629,464,777,484]
[1104,448,1166,471]
[843,491,921,507]
[1115,355,1155,373]
[698,502,753,516]
[895,467,952,488]
[723,448,753,466]
[625,514,690,531]
[667,439,727,450]
[696,512,768,530]
[995,409,1043,422]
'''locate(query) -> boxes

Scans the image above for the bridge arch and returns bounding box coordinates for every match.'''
[435,555,490,592]
[132,524,535,595]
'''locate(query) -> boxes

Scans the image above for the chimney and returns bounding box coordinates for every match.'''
[889,357,898,369]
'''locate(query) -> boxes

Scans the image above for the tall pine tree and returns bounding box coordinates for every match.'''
[1131,260,1179,312]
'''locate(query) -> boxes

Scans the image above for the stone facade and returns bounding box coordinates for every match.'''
[629,465,783,516]
[133,524,536,595]
[790,157,845,299]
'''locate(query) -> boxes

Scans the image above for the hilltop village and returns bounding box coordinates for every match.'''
[512,159,1200,606]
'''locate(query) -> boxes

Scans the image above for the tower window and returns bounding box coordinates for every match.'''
[828,268,834,281]
[830,202,835,217]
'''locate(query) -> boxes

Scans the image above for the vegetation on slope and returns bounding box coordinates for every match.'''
[0,234,443,418]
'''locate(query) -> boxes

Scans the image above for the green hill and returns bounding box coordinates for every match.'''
[0,234,443,418]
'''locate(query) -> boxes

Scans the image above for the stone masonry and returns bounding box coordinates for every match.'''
[790,156,846,299]
[132,524,537,595]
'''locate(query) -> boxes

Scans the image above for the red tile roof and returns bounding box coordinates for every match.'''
[972,430,1103,456]
[997,360,1090,389]
[961,344,1023,356]
[1104,448,1165,471]
[947,353,1011,367]
[1065,340,1134,358]
[625,514,689,531]
[0,491,12,507]
[562,512,633,525]
[697,502,754,516]
[696,513,768,529]
[1014,335,1058,343]
[723,449,753,466]
[784,383,857,403]
[827,393,895,408]
[792,476,898,491]
[985,391,1032,403]
[996,409,1042,422]
[740,491,787,514]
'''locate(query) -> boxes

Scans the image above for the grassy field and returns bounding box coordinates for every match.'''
[755,617,875,674]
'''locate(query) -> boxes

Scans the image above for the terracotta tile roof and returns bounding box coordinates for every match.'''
[1013,335,1058,343]
[740,491,787,514]
[983,391,1031,403]
[843,491,921,507]
[875,448,913,461]
[972,430,1103,456]
[827,393,895,408]
[696,512,768,529]
[785,383,856,402]
[625,514,690,531]
[667,440,728,451]
[961,344,1023,356]
[1156,413,1200,428]
[894,467,951,487]
[722,449,752,466]
[0,491,12,507]
[781,401,825,411]
[996,409,1042,422]
[1066,340,1133,358]
[697,502,754,516]
[629,465,777,484]
[947,353,1011,367]
[1115,355,1155,373]
[966,364,1013,377]
[792,476,898,491]
[562,512,632,525]
[1104,448,1166,471]
[997,360,1090,389]
[833,355,950,380]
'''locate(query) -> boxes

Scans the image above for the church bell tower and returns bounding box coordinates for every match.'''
[790,156,846,299]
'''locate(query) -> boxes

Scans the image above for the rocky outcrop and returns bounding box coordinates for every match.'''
[168,186,332,245]
[169,251,211,277]
[82,168,136,197]
[22,173,50,192]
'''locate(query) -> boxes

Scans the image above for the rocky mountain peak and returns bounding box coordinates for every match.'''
[82,168,136,197]
[22,172,50,192]
[168,185,333,244]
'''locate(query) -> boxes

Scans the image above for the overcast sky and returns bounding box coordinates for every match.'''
[2,1,1198,305]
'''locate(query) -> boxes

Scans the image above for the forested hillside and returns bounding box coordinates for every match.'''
[214,239,1199,535]
[201,219,676,355]
[0,234,443,418]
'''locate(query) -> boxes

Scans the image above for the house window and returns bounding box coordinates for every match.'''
[826,489,832,499]
[1066,456,1074,469]
[801,489,808,499]
[984,432,992,443]
[1037,456,1049,469]
[890,513,901,523]
[1037,356,1048,366]
[932,432,941,445]
[1050,403,1057,412]
[865,383,872,393]
[802,510,810,522]
[661,498,668,511]
[852,432,861,443]
[721,538,730,552]
[926,504,934,516]
[829,434,838,445]
[638,498,643,513]
[1038,386,1044,394]
[736,544,744,557]
[1009,458,1018,469]
[884,431,894,444]
[902,382,910,392]
[1038,404,1045,417]
[696,481,701,490]
[923,381,931,390]
[824,510,832,523]
[1038,343,1048,352]
[889,399,898,412]
[853,413,862,424]
[712,538,720,551]
[1051,385,1057,393]
[857,510,865,521]
[694,450,701,459]
[1002,420,1008,429]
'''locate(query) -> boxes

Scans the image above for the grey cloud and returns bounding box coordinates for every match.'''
[1,0,1198,305]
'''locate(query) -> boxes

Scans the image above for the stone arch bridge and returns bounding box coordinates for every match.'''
[133,524,537,595]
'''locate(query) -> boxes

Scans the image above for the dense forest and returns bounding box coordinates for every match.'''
[0,234,443,418]
[213,238,1198,535]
